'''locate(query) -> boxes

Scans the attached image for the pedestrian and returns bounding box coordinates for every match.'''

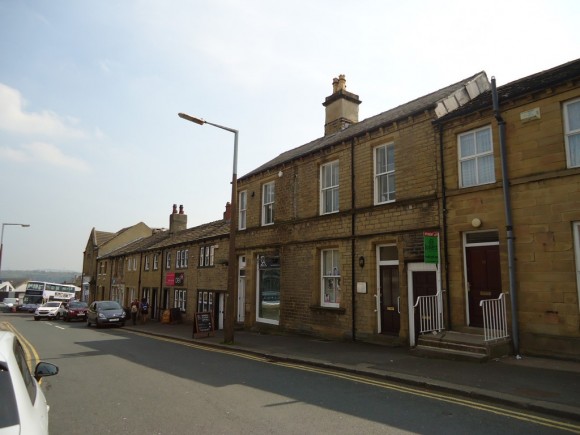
[140,297,149,324]
[130,299,139,325]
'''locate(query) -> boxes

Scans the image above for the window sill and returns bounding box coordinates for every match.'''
[309,305,346,315]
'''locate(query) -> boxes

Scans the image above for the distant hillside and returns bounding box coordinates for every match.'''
[1,270,81,287]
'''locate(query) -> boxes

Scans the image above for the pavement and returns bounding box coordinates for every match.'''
[123,320,580,422]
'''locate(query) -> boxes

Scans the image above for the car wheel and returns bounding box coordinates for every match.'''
[56,313,61,320]
[86,318,91,327]
[34,317,39,321]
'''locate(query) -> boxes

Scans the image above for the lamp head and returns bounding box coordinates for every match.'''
[178,113,205,125]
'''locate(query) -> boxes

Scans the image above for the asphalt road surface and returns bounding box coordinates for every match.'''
[2,313,578,435]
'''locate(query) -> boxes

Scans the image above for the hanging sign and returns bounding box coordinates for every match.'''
[423,231,439,264]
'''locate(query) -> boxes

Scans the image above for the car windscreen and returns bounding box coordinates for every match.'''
[45,302,60,307]
[99,302,121,310]
[0,366,19,428]
[69,302,87,309]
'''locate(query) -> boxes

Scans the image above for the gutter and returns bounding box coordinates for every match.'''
[492,77,520,357]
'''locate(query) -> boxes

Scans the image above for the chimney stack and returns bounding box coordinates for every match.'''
[169,204,187,233]
[322,74,361,135]
[223,202,232,222]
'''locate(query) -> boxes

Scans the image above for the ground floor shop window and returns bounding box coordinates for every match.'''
[574,222,580,311]
[197,291,213,313]
[111,286,125,305]
[174,289,186,312]
[257,254,280,324]
[321,249,340,308]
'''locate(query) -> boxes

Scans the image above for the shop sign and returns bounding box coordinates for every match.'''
[423,231,439,264]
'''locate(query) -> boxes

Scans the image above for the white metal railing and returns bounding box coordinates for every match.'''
[480,293,509,341]
[414,290,444,334]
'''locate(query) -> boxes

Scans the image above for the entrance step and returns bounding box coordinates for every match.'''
[412,330,511,362]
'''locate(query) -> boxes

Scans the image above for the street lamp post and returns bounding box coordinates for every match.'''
[178,112,238,344]
[0,223,31,283]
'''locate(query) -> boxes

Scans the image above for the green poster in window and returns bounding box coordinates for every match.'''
[424,231,439,264]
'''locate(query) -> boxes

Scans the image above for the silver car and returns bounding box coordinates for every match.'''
[86,300,126,328]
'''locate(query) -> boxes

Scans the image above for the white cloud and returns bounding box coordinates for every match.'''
[0,83,87,139]
[0,141,90,173]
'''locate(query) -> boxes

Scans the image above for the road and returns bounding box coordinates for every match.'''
[2,313,579,434]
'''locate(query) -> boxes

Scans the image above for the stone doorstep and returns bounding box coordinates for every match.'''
[418,336,488,355]
[412,344,489,362]
[416,330,512,361]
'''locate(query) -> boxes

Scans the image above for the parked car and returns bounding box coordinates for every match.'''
[0,330,59,434]
[86,300,126,328]
[63,301,88,322]
[18,303,40,313]
[0,298,20,313]
[34,302,67,321]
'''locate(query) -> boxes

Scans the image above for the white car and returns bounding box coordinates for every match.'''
[0,330,59,434]
[34,302,66,321]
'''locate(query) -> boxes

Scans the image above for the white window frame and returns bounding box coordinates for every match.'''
[175,249,188,269]
[564,98,580,168]
[153,253,159,270]
[204,246,210,266]
[166,252,171,270]
[239,190,247,230]
[262,182,275,226]
[458,125,495,188]
[174,289,187,312]
[199,247,204,267]
[210,246,215,266]
[374,142,396,204]
[321,249,341,308]
[574,222,580,313]
[144,256,150,271]
[320,160,339,214]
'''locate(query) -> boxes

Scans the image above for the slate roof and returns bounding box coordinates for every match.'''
[435,57,580,122]
[148,219,230,250]
[94,230,115,247]
[241,71,488,180]
[100,219,230,259]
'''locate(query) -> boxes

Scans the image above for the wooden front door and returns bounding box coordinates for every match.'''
[466,245,501,327]
[379,265,400,334]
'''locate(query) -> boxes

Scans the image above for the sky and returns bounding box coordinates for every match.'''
[0,0,579,273]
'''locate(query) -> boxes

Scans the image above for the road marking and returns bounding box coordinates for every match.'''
[127,330,580,434]
[274,362,580,434]
[0,322,40,371]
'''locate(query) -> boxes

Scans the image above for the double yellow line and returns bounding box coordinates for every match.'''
[129,330,580,434]
[0,321,40,372]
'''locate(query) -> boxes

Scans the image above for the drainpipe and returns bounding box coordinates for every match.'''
[160,251,164,308]
[492,77,520,357]
[138,252,143,311]
[438,124,452,330]
[350,138,357,341]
